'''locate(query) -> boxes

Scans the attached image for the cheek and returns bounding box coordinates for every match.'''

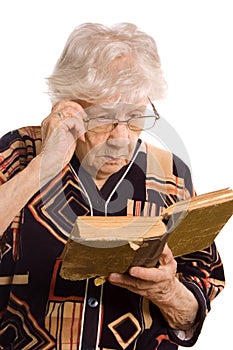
[83,133,107,160]
[86,132,107,146]
[129,131,141,141]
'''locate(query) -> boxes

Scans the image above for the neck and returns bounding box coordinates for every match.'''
[93,177,108,190]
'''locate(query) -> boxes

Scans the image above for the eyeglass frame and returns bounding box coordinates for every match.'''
[83,97,160,133]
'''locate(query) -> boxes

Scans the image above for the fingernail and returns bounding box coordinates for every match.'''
[108,273,120,281]
[129,267,139,276]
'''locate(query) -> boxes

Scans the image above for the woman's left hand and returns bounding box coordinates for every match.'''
[108,244,199,330]
[108,244,177,303]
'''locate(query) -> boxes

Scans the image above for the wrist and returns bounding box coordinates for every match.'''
[30,153,60,188]
[150,278,199,330]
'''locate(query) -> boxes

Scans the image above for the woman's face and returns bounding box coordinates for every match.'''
[75,100,147,183]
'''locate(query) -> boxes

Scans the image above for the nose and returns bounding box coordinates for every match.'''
[111,121,130,137]
[107,123,131,148]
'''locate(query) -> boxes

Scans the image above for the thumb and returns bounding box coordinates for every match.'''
[159,244,174,266]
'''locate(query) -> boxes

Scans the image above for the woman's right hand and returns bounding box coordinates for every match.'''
[38,100,87,185]
[0,100,87,235]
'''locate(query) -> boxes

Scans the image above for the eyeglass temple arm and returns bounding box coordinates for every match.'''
[148,97,160,120]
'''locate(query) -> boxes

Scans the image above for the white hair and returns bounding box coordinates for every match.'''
[47,22,167,104]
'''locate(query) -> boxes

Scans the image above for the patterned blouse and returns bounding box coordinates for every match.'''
[0,126,225,350]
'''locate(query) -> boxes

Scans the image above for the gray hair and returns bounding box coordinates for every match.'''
[47,22,167,104]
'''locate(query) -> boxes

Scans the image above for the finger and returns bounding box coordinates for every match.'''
[159,244,174,266]
[129,266,162,283]
[108,272,145,291]
[50,106,87,142]
[129,258,176,283]
[52,100,77,112]
[108,272,131,285]
[52,100,87,118]
[60,114,86,142]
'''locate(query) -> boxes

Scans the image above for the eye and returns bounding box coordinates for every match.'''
[95,116,114,123]
[128,113,143,120]
[93,110,115,119]
[128,109,144,118]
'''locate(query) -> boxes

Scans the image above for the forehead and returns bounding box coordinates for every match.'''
[78,96,148,108]
[84,100,148,114]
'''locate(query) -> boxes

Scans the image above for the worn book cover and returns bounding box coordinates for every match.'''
[60,188,233,282]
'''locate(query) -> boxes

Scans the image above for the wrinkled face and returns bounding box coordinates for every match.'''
[75,100,148,182]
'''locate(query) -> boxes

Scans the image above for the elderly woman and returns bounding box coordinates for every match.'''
[0,23,224,349]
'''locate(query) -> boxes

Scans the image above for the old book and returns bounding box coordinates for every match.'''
[60,188,233,282]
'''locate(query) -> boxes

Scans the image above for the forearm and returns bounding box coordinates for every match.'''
[0,156,42,235]
[150,277,199,330]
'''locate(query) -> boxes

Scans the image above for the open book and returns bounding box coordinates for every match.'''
[60,188,233,283]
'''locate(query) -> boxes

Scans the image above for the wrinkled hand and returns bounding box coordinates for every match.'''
[39,100,86,184]
[108,244,177,304]
[108,244,199,330]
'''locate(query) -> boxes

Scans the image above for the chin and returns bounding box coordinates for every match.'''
[101,161,126,174]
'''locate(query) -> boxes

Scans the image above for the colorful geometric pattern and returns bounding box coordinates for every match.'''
[0,126,225,349]
[29,167,90,243]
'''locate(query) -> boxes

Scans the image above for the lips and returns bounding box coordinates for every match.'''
[103,156,124,162]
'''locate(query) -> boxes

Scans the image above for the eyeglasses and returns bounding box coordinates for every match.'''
[83,97,160,133]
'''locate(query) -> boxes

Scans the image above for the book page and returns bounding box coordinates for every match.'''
[164,188,233,217]
[70,216,166,242]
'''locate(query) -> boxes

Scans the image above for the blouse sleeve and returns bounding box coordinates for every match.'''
[0,127,42,251]
[0,127,42,323]
[167,154,225,346]
[0,126,42,185]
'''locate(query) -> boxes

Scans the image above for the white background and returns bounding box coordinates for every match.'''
[0,1,232,349]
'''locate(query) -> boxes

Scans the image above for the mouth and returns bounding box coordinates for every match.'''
[103,155,125,162]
